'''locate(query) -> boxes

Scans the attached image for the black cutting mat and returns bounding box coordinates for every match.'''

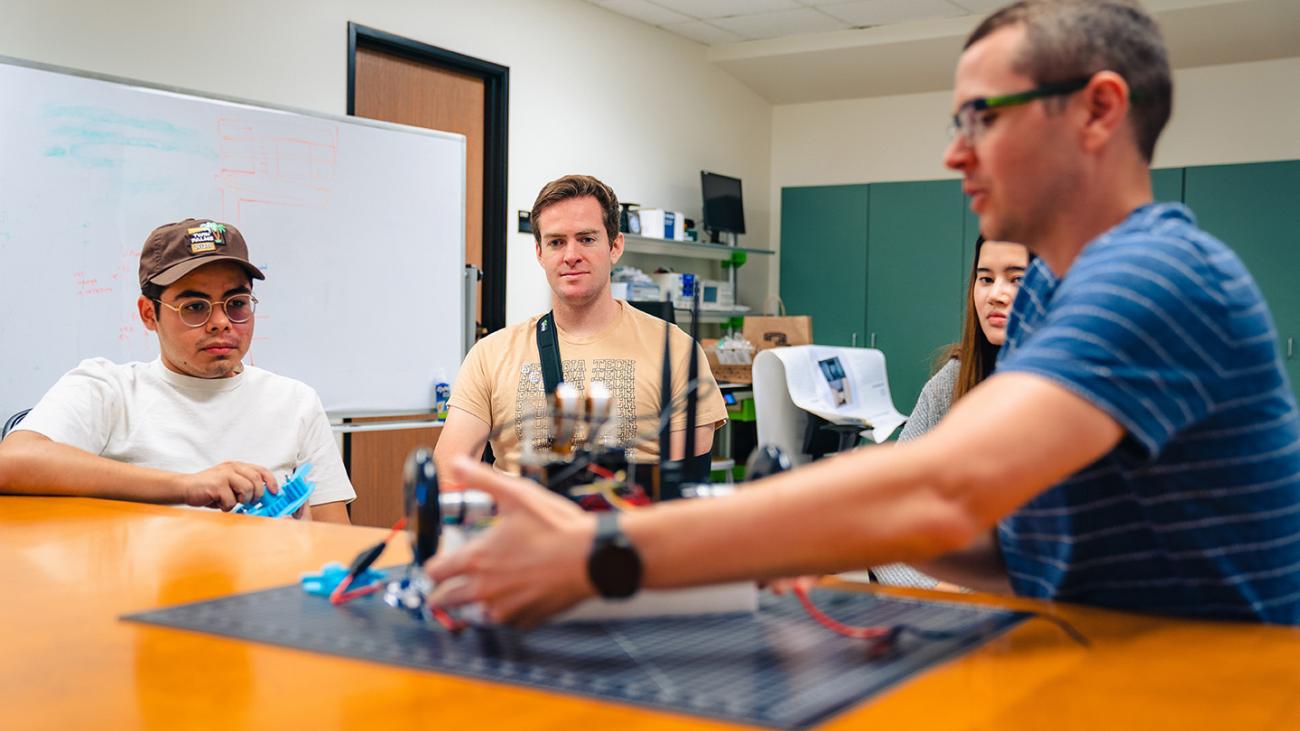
[124,585,1025,729]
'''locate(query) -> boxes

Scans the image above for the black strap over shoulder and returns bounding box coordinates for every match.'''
[536,311,563,396]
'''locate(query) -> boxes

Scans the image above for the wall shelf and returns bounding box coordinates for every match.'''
[621,234,772,262]
[674,307,749,324]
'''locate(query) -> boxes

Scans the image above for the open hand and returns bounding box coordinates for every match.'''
[177,461,278,511]
[425,456,598,628]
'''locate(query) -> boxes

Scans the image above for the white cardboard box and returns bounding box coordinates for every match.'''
[637,209,686,241]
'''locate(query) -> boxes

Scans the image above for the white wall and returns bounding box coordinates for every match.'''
[0,0,773,323]
[8,1,1293,317]
[768,55,1300,293]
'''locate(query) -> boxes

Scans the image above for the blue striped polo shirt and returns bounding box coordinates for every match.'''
[996,203,1300,624]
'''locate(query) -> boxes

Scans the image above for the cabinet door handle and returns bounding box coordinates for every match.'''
[869,332,877,348]
[851,332,858,347]
[1288,337,1294,359]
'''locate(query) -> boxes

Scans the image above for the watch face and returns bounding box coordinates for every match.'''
[588,514,642,599]
[588,539,641,599]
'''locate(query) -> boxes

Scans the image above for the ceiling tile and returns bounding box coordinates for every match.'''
[652,0,802,19]
[594,0,691,26]
[817,0,967,27]
[711,8,851,40]
[660,20,747,45]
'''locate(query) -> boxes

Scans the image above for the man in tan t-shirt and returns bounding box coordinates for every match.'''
[436,174,727,476]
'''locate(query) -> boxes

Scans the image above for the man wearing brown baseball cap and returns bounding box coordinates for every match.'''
[0,218,355,522]
[139,217,266,288]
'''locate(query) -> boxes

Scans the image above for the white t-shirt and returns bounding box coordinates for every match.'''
[17,358,355,506]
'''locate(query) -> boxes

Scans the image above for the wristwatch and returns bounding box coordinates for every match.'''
[587,511,643,599]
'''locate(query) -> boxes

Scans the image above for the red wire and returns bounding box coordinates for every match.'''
[329,516,410,606]
[328,577,355,605]
[430,605,467,633]
[793,585,893,641]
[386,516,409,540]
[587,463,616,480]
[329,582,385,604]
[325,515,466,633]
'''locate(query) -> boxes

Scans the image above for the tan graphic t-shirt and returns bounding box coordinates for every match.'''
[449,301,728,474]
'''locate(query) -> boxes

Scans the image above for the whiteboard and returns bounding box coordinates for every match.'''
[0,56,466,419]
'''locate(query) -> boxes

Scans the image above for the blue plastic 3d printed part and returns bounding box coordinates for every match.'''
[300,562,388,597]
[232,463,315,518]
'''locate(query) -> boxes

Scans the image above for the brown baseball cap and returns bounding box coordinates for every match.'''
[138,218,266,288]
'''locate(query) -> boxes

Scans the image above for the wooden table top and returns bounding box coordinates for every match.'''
[3,496,1299,730]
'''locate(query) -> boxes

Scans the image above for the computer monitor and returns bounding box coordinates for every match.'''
[701,171,746,242]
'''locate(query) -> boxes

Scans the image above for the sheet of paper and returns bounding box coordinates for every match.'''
[770,346,908,442]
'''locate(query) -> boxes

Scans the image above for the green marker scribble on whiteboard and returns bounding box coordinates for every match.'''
[41,104,217,169]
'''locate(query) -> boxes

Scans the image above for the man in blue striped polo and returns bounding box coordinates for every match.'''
[423,0,1300,627]
[940,1,1300,622]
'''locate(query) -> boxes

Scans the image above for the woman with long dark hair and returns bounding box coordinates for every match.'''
[899,235,1030,440]
[873,235,1030,588]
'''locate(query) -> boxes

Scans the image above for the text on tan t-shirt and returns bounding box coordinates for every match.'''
[448,301,728,473]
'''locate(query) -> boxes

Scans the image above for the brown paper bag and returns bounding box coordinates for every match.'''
[743,297,812,352]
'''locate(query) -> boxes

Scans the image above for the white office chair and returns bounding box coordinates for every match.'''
[752,346,908,467]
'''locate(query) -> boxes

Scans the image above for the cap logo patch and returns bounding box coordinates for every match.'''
[186,221,227,253]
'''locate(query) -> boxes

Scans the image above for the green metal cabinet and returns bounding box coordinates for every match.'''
[1152,166,1184,204]
[1184,160,1300,403]
[779,185,869,349]
[779,160,1300,418]
[865,180,967,414]
[962,200,980,276]
[780,180,968,416]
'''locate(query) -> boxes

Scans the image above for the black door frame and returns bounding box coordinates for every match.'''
[347,22,508,336]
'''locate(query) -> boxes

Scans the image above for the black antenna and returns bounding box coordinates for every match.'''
[658,294,673,467]
[683,285,700,465]
[658,293,682,501]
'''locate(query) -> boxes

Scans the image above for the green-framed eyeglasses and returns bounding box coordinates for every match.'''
[948,76,1093,145]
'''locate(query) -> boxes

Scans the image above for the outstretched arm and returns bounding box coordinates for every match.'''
[0,430,278,510]
[428,373,1122,625]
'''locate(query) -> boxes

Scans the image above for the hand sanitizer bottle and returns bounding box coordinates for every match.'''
[434,370,451,421]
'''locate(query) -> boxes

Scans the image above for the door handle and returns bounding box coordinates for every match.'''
[1288,337,1294,360]
[869,332,877,348]
[851,332,858,347]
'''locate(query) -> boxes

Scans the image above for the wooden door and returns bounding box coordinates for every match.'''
[347,48,486,528]
[354,46,485,298]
